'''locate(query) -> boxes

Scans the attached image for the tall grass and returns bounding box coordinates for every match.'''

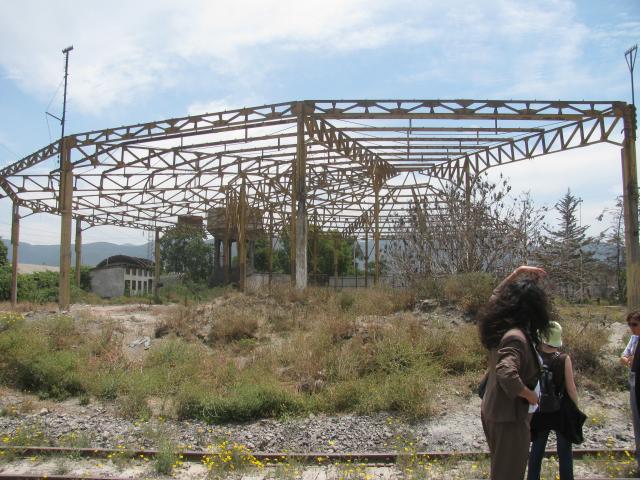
[0,285,619,423]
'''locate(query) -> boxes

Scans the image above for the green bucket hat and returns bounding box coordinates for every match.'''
[542,321,563,348]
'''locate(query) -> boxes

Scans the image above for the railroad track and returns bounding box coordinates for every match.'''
[0,446,634,480]
[0,445,632,462]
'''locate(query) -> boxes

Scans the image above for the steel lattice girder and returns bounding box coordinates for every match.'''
[0,99,627,239]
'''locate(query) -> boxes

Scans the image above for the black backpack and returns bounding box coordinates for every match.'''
[538,352,564,413]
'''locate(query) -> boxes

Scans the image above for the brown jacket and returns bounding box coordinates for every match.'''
[481,327,540,422]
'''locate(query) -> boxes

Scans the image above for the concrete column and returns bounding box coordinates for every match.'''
[10,202,19,307]
[75,216,82,286]
[224,194,231,285]
[295,103,308,290]
[333,234,339,289]
[214,238,221,269]
[238,182,247,291]
[312,229,318,274]
[464,158,475,271]
[248,240,255,273]
[154,229,161,302]
[268,212,274,286]
[374,184,381,286]
[622,104,640,309]
[290,187,297,287]
[364,227,369,288]
[58,138,73,310]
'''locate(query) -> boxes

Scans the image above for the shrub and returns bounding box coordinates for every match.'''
[351,287,414,316]
[0,269,61,303]
[410,276,445,301]
[0,311,24,332]
[424,322,486,374]
[561,319,609,373]
[155,305,203,339]
[154,438,178,475]
[177,383,303,423]
[443,272,496,314]
[0,317,84,399]
[338,291,355,311]
[207,306,259,344]
[117,390,151,420]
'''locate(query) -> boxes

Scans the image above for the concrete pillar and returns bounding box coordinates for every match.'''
[312,229,319,274]
[248,240,255,273]
[268,212,274,287]
[238,182,247,292]
[58,138,73,310]
[224,194,231,285]
[374,184,381,286]
[75,216,82,286]
[290,191,297,287]
[294,103,308,290]
[333,234,339,289]
[364,226,369,288]
[622,104,640,309]
[10,202,19,307]
[154,229,161,302]
[214,238,221,269]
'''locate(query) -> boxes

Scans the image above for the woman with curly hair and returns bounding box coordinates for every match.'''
[477,265,550,480]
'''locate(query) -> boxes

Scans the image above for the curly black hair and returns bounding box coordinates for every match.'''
[477,278,551,349]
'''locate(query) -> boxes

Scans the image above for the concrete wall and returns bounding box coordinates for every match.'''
[90,266,125,298]
[328,275,402,288]
[246,273,290,291]
[124,267,153,296]
[91,265,154,298]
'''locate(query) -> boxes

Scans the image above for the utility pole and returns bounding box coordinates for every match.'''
[60,46,73,144]
[57,45,74,310]
[626,44,637,108]
[47,46,74,161]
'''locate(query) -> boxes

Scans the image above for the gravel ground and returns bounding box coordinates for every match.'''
[0,387,634,454]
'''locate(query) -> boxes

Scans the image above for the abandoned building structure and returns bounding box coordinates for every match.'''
[0,99,637,309]
[90,255,154,298]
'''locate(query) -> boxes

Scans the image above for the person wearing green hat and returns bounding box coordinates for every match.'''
[527,321,580,480]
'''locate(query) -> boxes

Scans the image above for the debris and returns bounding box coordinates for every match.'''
[128,336,151,349]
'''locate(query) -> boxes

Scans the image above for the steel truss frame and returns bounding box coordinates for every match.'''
[0,99,637,308]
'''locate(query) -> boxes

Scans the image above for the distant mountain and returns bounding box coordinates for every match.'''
[2,240,152,267]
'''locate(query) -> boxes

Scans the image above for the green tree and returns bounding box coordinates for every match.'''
[536,189,595,300]
[251,227,358,276]
[0,237,8,267]
[160,225,213,283]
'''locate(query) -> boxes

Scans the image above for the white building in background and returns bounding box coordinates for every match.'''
[90,255,154,298]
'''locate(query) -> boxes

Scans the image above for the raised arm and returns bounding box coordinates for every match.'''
[490,265,547,301]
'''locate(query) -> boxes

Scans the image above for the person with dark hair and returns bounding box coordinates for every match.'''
[478,265,550,480]
[527,321,581,480]
[620,310,640,473]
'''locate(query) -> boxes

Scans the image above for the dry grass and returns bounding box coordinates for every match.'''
[0,285,624,423]
[207,305,260,344]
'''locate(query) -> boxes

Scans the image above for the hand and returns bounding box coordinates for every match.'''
[621,356,632,367]
[520,387,539,405]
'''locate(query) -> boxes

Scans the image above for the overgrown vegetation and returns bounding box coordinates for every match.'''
[0,283,627,425]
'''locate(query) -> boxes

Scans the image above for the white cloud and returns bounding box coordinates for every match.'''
[0,0,401,114]
[3,0,635,116]
[485,142,627,234]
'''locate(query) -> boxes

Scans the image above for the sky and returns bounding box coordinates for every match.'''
[0,0,638,246]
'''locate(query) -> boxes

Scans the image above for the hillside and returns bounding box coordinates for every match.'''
[2,239,151,267]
